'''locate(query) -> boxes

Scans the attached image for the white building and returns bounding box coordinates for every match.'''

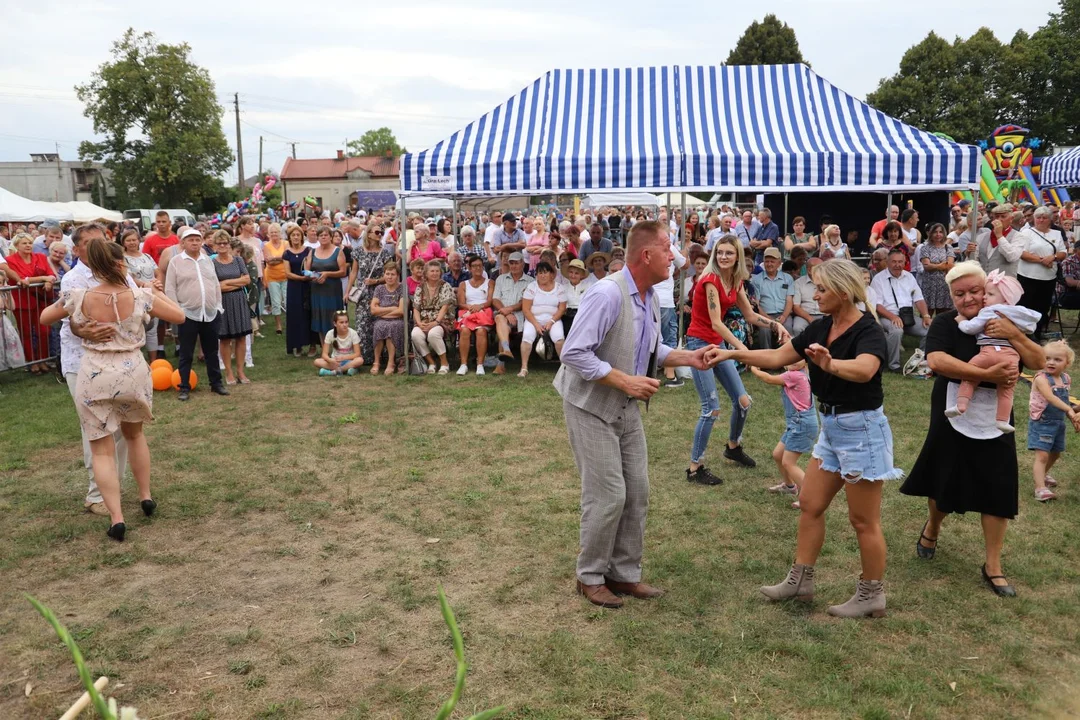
[0,154,114,203]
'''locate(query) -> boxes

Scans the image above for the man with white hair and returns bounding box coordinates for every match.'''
[965,203,1023,278]
[750,208,780,264]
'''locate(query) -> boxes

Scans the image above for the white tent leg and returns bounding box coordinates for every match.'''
[401,197,410,375]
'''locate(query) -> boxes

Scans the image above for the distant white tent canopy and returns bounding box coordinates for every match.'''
[395,196,454,212]
[582,193,659,208]
[63,201,123,223]
[0,187,75,222]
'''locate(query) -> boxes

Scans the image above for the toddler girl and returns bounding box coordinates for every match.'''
[945,269,1040,433]
[1028,340,1077,502]
[750,359,819,509]
[316,311,364,376]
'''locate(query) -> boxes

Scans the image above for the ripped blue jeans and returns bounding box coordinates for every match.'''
[687,335,750,463]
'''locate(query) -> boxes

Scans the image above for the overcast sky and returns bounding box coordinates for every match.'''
[0,0,1060,186]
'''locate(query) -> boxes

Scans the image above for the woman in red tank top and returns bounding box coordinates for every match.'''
[685,235,791,485]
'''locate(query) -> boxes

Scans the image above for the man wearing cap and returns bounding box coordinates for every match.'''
[580,223,614,265]
[492,251,530,374]
[490,213,526,273]
[557,220,721,609]
[166,227,229,401]
[749,247,794,349]
[60,223,139,517]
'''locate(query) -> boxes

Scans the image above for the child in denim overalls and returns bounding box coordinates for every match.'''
[1028,340,1077,502]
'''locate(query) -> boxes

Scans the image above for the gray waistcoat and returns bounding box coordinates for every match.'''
[974,229,1018,277]
[553,271,660,423]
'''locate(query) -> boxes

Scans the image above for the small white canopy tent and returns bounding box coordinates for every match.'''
[0,187,75,222]
[582,192,659,208]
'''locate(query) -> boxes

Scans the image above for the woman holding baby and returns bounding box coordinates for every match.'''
[901,261,1045,597]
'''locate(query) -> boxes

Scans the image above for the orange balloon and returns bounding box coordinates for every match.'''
[150,358,173,373]
[171,369,197,390]
[151,366,173,391]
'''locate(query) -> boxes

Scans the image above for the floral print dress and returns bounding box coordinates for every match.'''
[62,287,155,441]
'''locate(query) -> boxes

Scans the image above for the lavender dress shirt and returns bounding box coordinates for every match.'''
[560,267,672,381]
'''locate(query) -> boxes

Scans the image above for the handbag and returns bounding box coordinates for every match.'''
[409,353,428,375]
[348,255,384,304]
[889,278,916,328]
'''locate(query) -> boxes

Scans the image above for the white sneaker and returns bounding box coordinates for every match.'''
[245,361,255,368]
[996,421,1015,434]
[768,482,799,496]
[476,366,485,376]
[456,364,468,376]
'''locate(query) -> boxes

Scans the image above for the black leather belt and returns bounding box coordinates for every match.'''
[818,402,860,416]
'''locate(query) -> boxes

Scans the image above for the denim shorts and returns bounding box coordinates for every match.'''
[1027,418,1066,453]
[812,407,903,483]
[781,409,819,454]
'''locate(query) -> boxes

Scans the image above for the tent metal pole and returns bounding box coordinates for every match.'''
[401,197,410,375]
[784,194,789,244]
[886,192,892,219]
[677,193,687,351]
[452,199,458,240]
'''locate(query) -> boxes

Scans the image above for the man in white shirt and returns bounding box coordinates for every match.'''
[166,227,230,401]
[483,211,503,251]
[870,247,931,371]
[60,223,139,516]
[657,231,687,387]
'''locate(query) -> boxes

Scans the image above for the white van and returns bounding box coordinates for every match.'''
[124,209,197,234]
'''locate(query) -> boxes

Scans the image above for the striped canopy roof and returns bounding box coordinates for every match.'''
[401,64,980,196]
[1041,146,1080,187]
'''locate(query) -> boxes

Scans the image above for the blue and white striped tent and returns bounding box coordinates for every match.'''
[401,64,980,196]
[1041,146,1080,188]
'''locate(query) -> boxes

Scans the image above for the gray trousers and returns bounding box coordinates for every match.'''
[65,372,128,504]
[564,399,649,586]
[879,318,928,370]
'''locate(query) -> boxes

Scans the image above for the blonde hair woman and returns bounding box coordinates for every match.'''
[818,224,849,260]
[901,261,1044,597]
[685,235,788,485]
[713,259,900,618]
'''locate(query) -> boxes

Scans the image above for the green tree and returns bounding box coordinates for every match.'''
[346,127,405,157]
[76,29,233,208]
[726,14,808,66]
[866,29,1008,145]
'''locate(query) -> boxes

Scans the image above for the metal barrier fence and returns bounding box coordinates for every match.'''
[0,282,59,373]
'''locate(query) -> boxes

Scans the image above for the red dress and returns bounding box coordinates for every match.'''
[5,252,55,363]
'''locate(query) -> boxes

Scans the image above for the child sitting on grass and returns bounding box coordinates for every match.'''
[750,359,818,509]
[1028,340,1079,502]
[315,311,364,376]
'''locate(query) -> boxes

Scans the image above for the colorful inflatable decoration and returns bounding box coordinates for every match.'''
[939,127,1072,208]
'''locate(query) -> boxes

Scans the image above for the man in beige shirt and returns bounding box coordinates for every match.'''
[165,227,229,400]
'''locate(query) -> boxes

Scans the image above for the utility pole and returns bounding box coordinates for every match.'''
[54,142,62,201]
[258,136,263,177]
[234,93,246,191]
[291,143,297,159]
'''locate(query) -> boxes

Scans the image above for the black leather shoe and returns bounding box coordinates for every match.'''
[107,522,126,542]
[724,445,757,468]
[177,389,190,401]
[916,521,937,560]
[141,499,157,517]
[686,466,722,486]
[210,384,230,396]
[982,565,1016,597]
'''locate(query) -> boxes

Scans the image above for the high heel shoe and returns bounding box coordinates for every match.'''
[141,499,157,517]
[107,522,126,542]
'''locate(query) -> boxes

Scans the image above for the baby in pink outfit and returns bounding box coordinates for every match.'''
[945,269,1041,433]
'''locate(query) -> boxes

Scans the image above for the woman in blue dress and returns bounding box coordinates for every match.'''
[283,224,314,357]
[304,226,347,339]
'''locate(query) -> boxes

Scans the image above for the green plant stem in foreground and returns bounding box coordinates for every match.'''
[26,594,116,720]
[435,585,504,720]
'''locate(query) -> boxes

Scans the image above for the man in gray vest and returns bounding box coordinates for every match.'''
[555,221,720,609]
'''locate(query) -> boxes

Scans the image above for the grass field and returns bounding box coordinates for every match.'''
[1,330,1079,719]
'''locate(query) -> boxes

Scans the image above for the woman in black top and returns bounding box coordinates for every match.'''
[901,261,1043,596]
[713,259,900,619]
